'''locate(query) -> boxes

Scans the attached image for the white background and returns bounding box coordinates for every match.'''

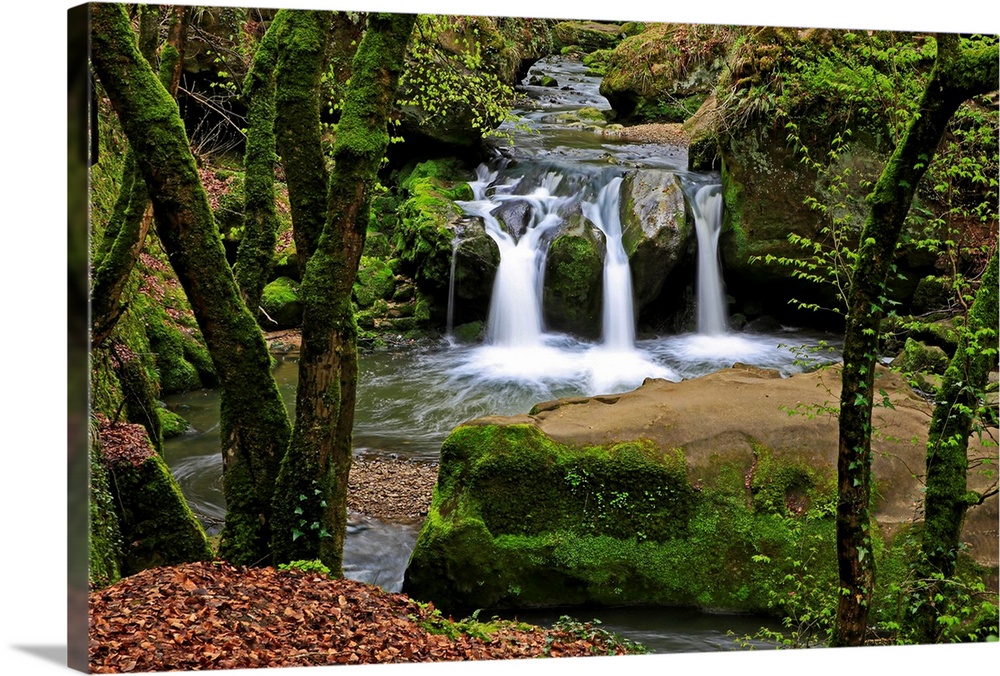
[2,1,997,674]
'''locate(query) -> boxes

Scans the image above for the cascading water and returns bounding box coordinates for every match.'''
[691,184,727,335]
[581,176,635,351]
[456,169,567,348]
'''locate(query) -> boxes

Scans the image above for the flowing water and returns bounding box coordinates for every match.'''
[162,55,838,653]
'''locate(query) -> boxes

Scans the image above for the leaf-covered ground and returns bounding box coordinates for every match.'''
[89,562,642,672]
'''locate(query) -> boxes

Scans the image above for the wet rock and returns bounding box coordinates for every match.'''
[404,365,997,613]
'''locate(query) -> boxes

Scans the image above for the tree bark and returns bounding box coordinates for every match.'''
[273,10,332,274]
[91,5,191,348]
[911,251,998,642]
[832,33,999,647]
[90,2,292,566]
[234,16,281,315]
[270,11,416,572]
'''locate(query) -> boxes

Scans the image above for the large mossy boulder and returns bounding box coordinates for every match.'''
[97,417,213,576]
[620,169,692,313]
[552,21,629,53]
[600,24,735,123]
[404,365,998,615]
[394,160,480,313]
[712,28,942,326]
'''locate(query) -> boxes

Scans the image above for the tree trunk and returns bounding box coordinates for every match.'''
[271,11,416,572]
[832,34,999,647]
[273,10,332,274]
[90,2,292,566]
[90,5,186,348]
[235,16,281,315]
[910,251,999,642]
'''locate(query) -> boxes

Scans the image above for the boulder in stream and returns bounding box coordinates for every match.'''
[403,364,998,614]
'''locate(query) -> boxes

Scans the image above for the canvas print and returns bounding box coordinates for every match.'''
[73,1,999,672]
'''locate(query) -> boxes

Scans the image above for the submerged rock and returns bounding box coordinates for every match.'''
[403,365,997,614]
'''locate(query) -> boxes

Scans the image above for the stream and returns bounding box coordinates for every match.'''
[162,54,833,653]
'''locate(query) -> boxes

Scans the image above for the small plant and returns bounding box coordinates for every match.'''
[548,616,648,655]
[278,559,333,577]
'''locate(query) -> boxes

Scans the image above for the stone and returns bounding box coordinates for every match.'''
[403,365,997,614]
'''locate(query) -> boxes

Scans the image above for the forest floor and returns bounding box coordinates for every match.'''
[89,561,644,672]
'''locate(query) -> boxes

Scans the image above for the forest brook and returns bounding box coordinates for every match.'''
[79,4,999,672]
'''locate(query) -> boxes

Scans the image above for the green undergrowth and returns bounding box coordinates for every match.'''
[405,423,909,618]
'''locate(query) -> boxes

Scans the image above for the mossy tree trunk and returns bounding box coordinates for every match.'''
[91,5,189,347]
[235,16,281,315]
[273,9,332,275]
[910,251,999,642]
[270,12,416,573]
[90,2,292,567]
[832,34,998,646]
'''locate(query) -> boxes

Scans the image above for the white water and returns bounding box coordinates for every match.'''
[692,184,727,335]
[581,176,636,351]
[457,168,568,348]
[454,167,677,394]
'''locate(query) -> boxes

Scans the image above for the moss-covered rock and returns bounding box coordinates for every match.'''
[353,256,397,309]
[911,275,953,314]
[89,423,123,589]
[600,24,735,123]
[157,405,192,438]
[897,337,951,376]
[552,21,626,53]
[260,276,303,329]
[403,365,998,616]
[98,418,213,576]
[543,233,603,338]
[404,421,839,614]
[394,160,478,317]
[620,169,692,313]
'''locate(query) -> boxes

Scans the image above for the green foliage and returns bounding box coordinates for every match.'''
[398,15,517,142]
[733,495,839,648]
[278,559,334,577]
[547,616,649,655]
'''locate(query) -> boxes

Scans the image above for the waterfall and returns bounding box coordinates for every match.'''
[692,184,727,335]
[581,176,635,351]
[445,232,460,337]
[456,170,567,348]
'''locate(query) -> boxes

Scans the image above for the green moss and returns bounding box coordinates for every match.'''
[353,256,396,308]
[543,234,603,338]
[406,423,886,615]
[103,438,213,575]
[260,276,303,328]
[89,426,123,589]
[394,162,471,301]
[157,405,191,439]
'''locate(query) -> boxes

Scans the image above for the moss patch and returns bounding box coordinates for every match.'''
[403,423,856,615]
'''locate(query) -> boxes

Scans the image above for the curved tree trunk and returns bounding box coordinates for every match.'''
[90,2,292,567]
[832,34,999,646]
[271,11,416,573]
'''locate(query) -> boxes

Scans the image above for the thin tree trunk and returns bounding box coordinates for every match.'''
[90,2,292,566]
[832,34,998,646]
[235,16,281,314]
[91,5,190,348]
[273,10,331,274]
[271,11,416,572]
[911,251,998,642]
